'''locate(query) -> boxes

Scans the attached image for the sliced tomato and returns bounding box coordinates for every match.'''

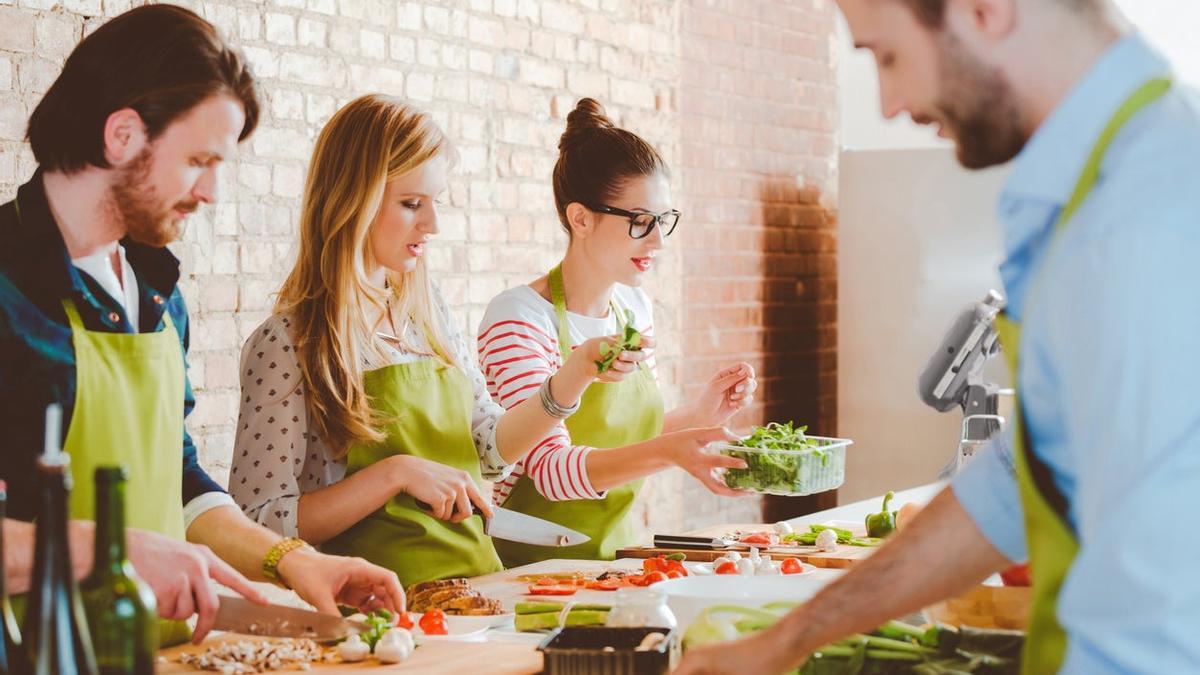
[739,532,779,546]
[715,561,740,575]
[419,609,448,635]
[395,612,414,630]
[535,577,559,586]
[665,560,689,576]
[585,580,621,591]
[780,558,803,575]
[666,570,685,579]
[643,571,669,585]
[527,584,578,596]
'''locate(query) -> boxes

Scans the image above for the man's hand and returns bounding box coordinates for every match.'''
[276,547,405,616]
[126,528,270,643]
[675,630,801,675]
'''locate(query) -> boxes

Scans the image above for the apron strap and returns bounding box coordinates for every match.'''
[1018,400,1072,527]
[547,265,643,371]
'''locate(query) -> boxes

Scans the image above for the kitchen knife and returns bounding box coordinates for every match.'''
[414,500,590,547]
[213,595,368,642]
[652,534,739,549]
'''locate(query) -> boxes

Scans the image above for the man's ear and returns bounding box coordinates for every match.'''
[565,202,593,239]
[946,0,1017,44]
[102,108,149,167]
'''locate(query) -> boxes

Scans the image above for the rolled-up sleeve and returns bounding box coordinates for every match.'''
[950,428,1027,562]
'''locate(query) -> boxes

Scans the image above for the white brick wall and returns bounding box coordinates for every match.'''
[1,0,839,537]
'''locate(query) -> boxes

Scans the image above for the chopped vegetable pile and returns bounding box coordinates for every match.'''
[719,422,842,495]
[782,524,882,548]
[595,309,642,374]
[684,603,1023,674]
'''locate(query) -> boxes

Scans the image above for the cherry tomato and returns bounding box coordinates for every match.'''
[644,571,669,585]
[643,558,660,574]
[780,558,803,575]
[395,612,414,630]
[419,609,448,635]
[715,561,739,575]
[666,570,685,579]
[665,560,689,576]
[1000,563,1032,587]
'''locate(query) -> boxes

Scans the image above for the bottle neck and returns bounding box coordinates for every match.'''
[92,479,128,574]
[33,465,75,584]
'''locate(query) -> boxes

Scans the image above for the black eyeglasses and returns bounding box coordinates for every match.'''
[583,203,681,239]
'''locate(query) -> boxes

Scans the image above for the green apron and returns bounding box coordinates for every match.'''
[61,296,190,646]
[494,266,665,566]
[997,77,1170,674]
[321,359,503,587]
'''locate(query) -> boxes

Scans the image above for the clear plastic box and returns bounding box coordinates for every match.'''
[712,435,853,496]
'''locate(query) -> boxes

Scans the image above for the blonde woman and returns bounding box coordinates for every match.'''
[228,95,655,586]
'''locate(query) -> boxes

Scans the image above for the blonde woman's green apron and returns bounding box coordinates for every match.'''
[322,360,503,587]
[59,296,189,646]
[495,266,665,567]
[998,77,1169,674]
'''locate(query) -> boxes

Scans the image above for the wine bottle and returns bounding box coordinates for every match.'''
[23,403,98,675]
[81,466,156,674]
[0,480,24,674]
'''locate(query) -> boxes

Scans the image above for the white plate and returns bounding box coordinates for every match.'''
[407,613,492,642]
[656,574,830,630]
[689,560,817,576]
[484,611,516,628]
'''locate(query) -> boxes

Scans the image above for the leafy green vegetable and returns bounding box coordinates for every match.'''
[719,422,845,495]
[595,309,642,374]
[781,526,882,548]
[515,609,610,632]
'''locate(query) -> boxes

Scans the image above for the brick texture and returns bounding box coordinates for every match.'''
[0,0,838,538]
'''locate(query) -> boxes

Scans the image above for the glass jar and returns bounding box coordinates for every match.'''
[604,588,676,629]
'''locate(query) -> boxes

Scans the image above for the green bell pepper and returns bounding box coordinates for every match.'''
[865,491,897,538]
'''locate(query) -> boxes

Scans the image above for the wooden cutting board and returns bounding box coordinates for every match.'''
[157,634,541,673]
[616,522,878,569]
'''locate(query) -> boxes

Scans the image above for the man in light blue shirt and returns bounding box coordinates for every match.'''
[678,1,1200,673]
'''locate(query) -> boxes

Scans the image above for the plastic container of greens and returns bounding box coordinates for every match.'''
[712,423,852,496]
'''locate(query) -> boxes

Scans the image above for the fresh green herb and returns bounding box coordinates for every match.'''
[360,608,395,652]
[595,309,642,373]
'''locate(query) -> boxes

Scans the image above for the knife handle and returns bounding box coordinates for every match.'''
[414,499,484,517]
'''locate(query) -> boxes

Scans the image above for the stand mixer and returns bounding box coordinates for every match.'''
[916,290,1009,477]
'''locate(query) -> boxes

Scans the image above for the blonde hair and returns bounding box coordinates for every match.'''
[276,94,456,457]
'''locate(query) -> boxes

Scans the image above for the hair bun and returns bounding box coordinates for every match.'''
[559,97,614,151]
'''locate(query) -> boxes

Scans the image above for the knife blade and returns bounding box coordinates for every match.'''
[652,534,739,549]
[213,595,368,642]
[413,500,590,547]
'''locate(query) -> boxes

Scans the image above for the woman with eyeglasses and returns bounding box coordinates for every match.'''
[477,98,758,566]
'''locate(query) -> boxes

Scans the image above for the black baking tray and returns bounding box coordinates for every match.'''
[537,625,675,675]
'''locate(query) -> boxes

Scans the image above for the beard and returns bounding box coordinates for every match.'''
[923,33,1028,170]
[109,148,198,248]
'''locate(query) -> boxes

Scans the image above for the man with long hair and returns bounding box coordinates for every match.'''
[0,5,402,643]
[678,0,1200,673]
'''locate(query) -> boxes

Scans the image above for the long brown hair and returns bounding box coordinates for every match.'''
[551,98,668,236]
[275,95,455,457]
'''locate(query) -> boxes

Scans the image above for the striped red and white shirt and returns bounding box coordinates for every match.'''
[477,283,657,504]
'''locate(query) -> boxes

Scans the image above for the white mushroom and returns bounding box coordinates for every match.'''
[773,521,794,535]
[336,634,369,663]
[374,628,414,664]
[815,528,839,552]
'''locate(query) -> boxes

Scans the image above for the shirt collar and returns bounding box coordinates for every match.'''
[997,33,1173,256]
[8,170,182,305]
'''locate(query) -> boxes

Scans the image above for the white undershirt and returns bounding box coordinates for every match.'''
[71,241,139,327]
[71,241,237,528]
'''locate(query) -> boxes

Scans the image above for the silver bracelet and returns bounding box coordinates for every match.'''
[538,375,580,419]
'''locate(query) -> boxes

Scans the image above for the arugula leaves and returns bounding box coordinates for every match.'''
[594,308,642,374]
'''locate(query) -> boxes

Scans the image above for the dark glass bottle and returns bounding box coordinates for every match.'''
[0,480,25,674]
[81,467,156,675]
[23,404,98,675]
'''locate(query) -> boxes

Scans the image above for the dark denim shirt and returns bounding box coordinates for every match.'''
[0,171,224,521]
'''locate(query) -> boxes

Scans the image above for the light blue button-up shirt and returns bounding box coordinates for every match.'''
[950,34,1200,673]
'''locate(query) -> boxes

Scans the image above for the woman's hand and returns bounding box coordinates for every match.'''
[568,333,656,383]
[687,363,757,427]
[389,455,493,522]
[660,426,751,497]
